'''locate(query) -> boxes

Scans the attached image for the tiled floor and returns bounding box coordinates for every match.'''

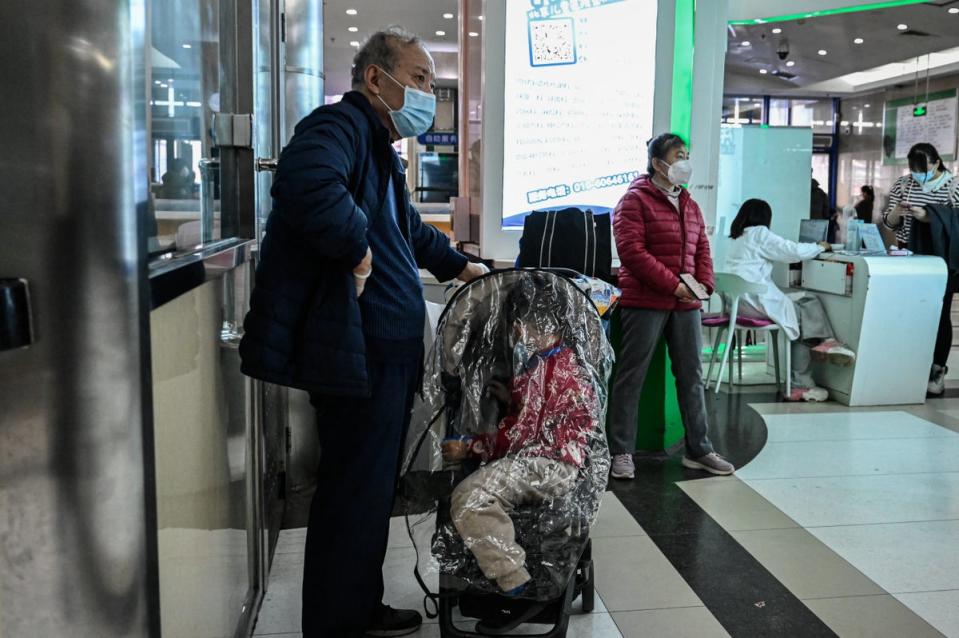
[253,495,729,637]
[687,407,959,638]
[254,394,959,637]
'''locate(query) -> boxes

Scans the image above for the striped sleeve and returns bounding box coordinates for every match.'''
[882,178,906,230]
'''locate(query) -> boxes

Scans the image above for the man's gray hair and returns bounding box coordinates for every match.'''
[351,26,423,89]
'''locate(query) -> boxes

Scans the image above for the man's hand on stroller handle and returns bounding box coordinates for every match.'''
[457,261,489,283]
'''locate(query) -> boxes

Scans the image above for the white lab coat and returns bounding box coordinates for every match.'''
[724,226,823,341]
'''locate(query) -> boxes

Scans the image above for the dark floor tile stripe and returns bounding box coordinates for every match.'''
[611,391,838,637]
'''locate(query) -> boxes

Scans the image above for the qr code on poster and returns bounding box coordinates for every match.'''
[528,18,577,67]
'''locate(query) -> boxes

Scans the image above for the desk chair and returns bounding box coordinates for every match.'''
[705,273,791,397]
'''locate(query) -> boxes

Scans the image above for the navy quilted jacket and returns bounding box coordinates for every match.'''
[239,91,466,396]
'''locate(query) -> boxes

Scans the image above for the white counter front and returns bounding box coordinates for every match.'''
[798,254,947,406]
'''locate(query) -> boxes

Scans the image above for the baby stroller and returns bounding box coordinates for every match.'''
[399,269,614,637]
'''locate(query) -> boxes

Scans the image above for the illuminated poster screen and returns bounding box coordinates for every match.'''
[501,0,658,228]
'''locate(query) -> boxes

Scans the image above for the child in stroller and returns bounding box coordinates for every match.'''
[441,276,597,600]
[399,269,613,637]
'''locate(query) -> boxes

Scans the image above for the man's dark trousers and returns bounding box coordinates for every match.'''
[302,336,422,636]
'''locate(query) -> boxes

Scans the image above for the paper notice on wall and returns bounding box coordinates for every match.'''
[893,94,958,160]
[500,0,658,228]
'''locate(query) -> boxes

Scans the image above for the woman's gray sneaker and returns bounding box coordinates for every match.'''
[610,453,635,480]
[682,453,735,476]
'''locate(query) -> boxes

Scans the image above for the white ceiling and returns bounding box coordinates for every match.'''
[727,0,921,23]
[322,0,462,96]
[725,0,959,96]
[318,1,959,98]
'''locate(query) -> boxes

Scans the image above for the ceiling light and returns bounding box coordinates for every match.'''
[786,60,796,67]
[154,80,161,85]
[864,103,871,108]
[160,83,168,88]
[754,102,763,108]
[854,37,864,44]
[897,23,908,30]
[182,43,192,49]
[950,7,959,14]
[469,31,479,37]
[346,8,357,15]
[772,28,782,34]
[435,30,446,36]
[443,13,454,19]
[348,26,358,32]
[349,40,360,47]
[478,15,484,20]
[818,49,828,55]
[759,69,768,74]
[742,41,751,47]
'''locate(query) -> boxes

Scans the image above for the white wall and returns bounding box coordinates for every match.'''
[688,0,730,232]
[713,126,814,272]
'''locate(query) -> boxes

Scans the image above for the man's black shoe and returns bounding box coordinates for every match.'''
[365,604,423,637]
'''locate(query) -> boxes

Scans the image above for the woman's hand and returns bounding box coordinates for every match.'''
[674,282,697,303]
[818,241,832,252]
[886,202,911,227]
[910,206,929,223]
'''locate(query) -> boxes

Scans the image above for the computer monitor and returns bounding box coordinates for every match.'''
[799,219,829,244]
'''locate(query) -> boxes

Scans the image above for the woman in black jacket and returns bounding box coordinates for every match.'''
[854,185,875,221]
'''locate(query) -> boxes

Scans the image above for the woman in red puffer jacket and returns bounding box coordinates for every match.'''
[608,133,734,480]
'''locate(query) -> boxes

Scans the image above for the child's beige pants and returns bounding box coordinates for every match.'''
[450,456,578,591]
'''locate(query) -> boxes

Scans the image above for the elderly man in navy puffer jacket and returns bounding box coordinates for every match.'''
[240,27,485,638]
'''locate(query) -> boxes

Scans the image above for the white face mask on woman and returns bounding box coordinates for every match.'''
[658,158,693,186]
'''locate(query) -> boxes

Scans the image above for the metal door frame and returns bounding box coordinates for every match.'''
[219,2,262,636]
[219,1,286,635]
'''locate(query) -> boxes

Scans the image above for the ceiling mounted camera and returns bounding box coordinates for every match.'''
[777,39,790,60]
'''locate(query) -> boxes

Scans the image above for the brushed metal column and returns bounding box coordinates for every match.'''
[283,0,324,145]
[0,0,159,636]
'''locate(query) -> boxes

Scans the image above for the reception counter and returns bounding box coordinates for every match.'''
[794,254,947,406]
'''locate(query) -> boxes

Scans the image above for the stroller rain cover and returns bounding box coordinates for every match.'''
[399,270,613,604]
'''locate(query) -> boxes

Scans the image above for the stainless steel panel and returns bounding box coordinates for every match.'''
[149,266,254,638]
[148,238,254,308]
[0,0,157,636]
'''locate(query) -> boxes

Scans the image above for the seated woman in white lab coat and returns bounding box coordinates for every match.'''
[725,199,856,402]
